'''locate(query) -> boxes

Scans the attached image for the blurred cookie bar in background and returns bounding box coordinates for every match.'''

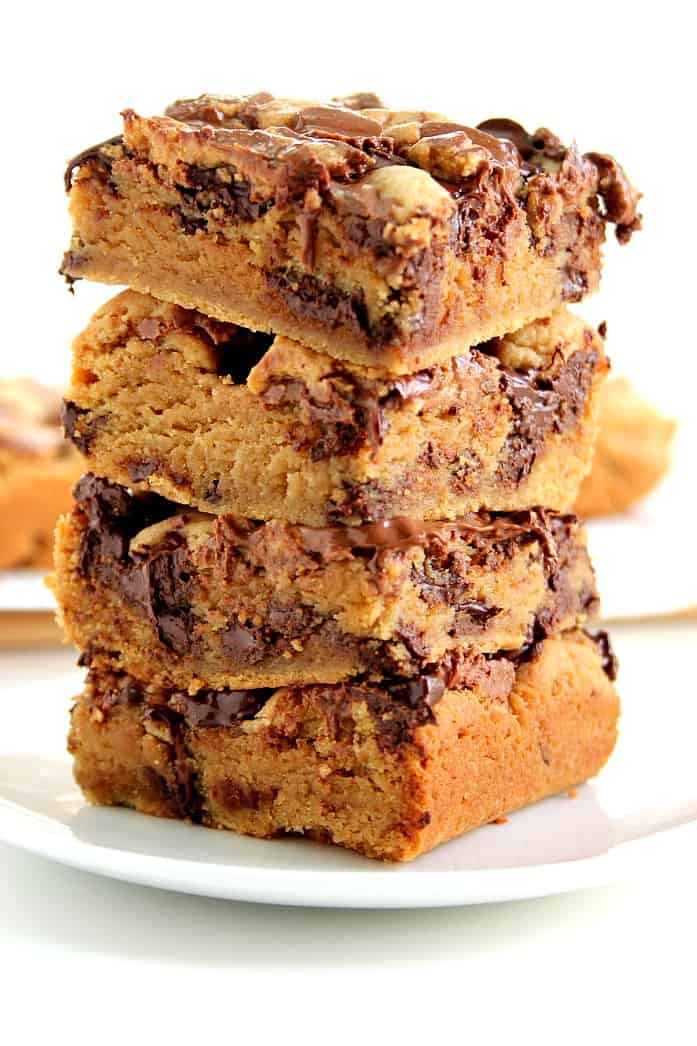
[574,378,676,518]
[0,379,82,568]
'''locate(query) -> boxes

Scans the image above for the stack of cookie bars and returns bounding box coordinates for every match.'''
[52,93,640,860]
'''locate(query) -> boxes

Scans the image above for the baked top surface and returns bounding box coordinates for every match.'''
[64,92,641,243]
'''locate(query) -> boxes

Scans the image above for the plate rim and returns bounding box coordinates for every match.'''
[0,794,678,909]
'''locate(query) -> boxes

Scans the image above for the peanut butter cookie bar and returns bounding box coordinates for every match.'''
[68,629,619,861]
[61,93,640,372]
[575,378,675,517]
[0,379,82,568]
[63,292,608,525]
[51,475,598,690]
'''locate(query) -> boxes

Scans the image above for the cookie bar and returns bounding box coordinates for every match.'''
[62,291,608,525]
[51,475,597,690]
[0,379,82,568]
[67,629,619,861]
[575,378,675,518]
[61,93,640,372]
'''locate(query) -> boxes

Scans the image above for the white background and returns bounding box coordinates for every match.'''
[2,1,696,1042]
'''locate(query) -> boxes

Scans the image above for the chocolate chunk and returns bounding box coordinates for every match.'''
[64,135,122,193]
[74,473,182,601]
[117,678,144,705]
[177,163,274,223]
[75,474,138,575]
[261,372,383,459]
[61,400,108,454]
[266,603,319,639]
[586,153,642,243]
[120,532,194,654]
[204,480,222,505]
[128,459,159,482]
[89,674,145,713]
[588,629,619,681]
[213,780,269,811]
[266,269,374,339]
[142,705,201,821]
[477,120,568,174]
[453,601,500,632]
[384,673,446,709]
[220,620,266,664]
[495,345,597,486]
[450,166,519,259]
[173,687,271,727]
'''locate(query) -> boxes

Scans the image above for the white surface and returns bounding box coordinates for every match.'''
[1,624,696,909]
[0,570,55,612]
[1,622,696,1043]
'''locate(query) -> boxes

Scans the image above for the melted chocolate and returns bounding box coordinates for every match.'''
[74,475,189,648]
[74,478,592,684]
[64,135,122,193]
[176,163,274,225]
[119,532,194,654]
[220,621,266,664]
[172,688,272,726]
[296,511,558,562]
[588,629,619,681]
[142,705,200,819]
[495,344,598,486]
[61,400,108,455]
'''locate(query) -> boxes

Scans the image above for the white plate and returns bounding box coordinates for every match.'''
[1,628,696,908]
[0,570,55,612]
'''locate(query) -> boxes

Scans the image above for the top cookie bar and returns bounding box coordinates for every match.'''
[61,92,640,372]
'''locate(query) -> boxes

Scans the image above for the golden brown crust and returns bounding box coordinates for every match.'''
[67,630,620,861]
[574,378,676,517]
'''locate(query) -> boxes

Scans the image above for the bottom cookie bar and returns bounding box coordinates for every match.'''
[68,630,619,861]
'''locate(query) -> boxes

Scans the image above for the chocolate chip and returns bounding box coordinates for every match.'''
[220,620,266,664]
[61,400,108,454]
[173,688,271,727]
[588,629,619,681]
[120,534,194,654]
[128,459,159,482]
[64,134,122,193]
[176,163,274,225]
[266,269,373,335]
[142,705,201,821]
[496,346,598,486]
